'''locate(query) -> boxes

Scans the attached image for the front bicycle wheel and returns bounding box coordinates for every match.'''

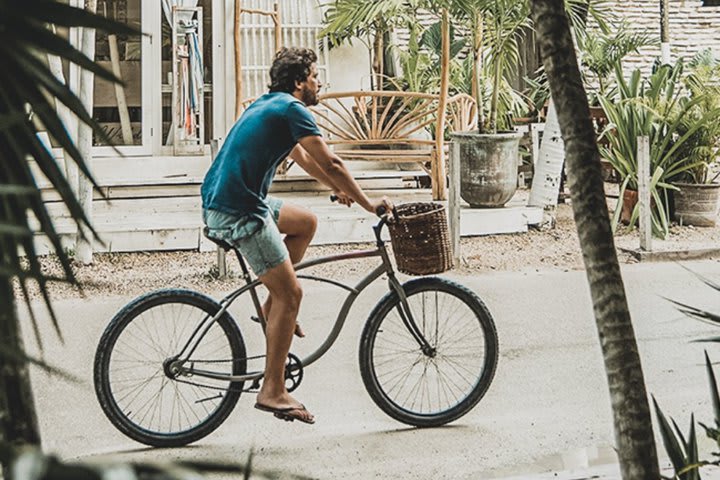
[359,277,498,427]
[94,289,247,447]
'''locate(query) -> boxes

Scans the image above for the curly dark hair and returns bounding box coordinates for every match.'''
[268,47,318,93]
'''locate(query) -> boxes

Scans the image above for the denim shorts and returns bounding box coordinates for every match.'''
[203,197,288,277]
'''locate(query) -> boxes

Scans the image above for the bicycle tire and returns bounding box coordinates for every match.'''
[359,277,498,427]
[94,289,246,447]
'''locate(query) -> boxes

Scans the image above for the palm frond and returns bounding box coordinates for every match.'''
[0,0,139,356]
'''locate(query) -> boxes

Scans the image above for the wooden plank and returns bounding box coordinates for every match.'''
[333,149,433,156]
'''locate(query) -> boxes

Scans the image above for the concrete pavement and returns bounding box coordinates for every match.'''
[17,259,720,479]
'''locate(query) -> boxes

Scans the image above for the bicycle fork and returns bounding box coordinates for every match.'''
[387,274,436,357]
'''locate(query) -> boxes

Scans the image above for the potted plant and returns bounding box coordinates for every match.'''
[448,0,531,207]
[598,61,720,237]
[671,50,720,227]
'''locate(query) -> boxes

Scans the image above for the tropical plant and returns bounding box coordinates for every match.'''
[579,20,658,99]
[597,61,720,237]
[673,50,720,184]
[319,0,422,89]
[0,0,131,473]
[442,0,531,133]
[390,19,466,94]
[531,0,660,477]
[654,268,720,478]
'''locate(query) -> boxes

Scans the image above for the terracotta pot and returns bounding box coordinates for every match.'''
[621,189,657,225]
[621,189,638,225]
[673,182,720,227]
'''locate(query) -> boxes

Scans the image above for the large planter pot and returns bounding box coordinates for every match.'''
[673,182,720,227]
[451,131,522,208]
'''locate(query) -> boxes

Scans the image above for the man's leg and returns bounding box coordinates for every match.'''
[277,203,318,263]
[262,203,318,337]
[255,259,314,422]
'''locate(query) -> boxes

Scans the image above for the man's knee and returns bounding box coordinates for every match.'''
[270,281,302,311]
[306,212,318,237]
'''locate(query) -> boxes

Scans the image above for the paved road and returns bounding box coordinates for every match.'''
[18,259,720,479]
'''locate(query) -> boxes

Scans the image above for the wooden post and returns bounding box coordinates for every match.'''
[273,2,282,52]
[234,0,243,120]
[76,0,97,265]
[106,0,132,144]
[660,0,671,64]
[638,136,652,251]
[449,138,462,266]
[433,9,450,201]
[108,34,133,144]
[210,139,227,279]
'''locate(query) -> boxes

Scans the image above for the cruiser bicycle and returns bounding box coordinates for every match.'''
[93,206,499,447]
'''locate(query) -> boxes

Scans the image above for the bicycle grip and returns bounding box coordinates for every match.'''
[329,194,338,202]
[376,205,387,217]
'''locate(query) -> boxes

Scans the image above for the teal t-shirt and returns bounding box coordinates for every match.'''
[201,92,321,219]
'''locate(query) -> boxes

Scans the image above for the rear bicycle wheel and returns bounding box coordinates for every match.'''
[359,277,498,427]
[94,289,246,447]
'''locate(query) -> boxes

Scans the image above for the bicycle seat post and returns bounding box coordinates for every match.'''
[232,248,266,327]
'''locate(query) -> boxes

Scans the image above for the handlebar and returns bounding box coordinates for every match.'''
[330,194,394,245]
[329,194,390,218]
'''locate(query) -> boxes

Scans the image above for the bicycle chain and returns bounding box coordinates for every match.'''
[171,353,303,394]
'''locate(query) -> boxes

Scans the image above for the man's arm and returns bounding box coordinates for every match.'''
[295,135,385,214]
[289,144,354,206]
[289,144,341,191]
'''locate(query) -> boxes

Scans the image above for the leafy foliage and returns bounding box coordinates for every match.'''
[580,20,658,97]
[673,50,720,184]
[319,0,421,50]
[0,0,136,355]
[598,62,720,237]
[656,272,720,478]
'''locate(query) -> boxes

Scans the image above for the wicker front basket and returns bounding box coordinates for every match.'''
[388,202,453,276]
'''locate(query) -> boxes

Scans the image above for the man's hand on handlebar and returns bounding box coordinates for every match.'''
[369,196,393,217]
[332,191,354,207]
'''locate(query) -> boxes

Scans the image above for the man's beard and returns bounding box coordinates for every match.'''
[301,86,319,106]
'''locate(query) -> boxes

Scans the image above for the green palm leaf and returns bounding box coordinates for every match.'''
[0,0,139,349]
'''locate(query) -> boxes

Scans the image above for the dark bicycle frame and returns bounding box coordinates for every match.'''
[172,217,433,383]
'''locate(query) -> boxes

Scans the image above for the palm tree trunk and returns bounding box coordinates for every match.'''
[530,1,660,478]
[0,278,42,475]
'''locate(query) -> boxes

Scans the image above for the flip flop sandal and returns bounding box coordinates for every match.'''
[254,402,315,424]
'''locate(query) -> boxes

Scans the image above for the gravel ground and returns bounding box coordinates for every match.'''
[15,202,720,302]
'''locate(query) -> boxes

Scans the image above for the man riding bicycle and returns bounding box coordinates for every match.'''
[201,47,392,424]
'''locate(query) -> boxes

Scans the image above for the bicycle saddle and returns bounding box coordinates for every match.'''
[203,227,233,251]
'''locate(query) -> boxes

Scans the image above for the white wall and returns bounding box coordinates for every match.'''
[327,43,373,92]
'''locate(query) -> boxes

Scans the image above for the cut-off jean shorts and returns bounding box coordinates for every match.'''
[203,196,288,277]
